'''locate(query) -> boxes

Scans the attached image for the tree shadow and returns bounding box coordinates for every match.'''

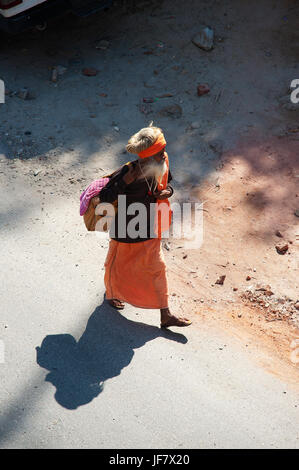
[36,301,187,409]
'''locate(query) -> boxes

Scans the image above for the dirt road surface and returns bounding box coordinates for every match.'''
[0,0,298,448]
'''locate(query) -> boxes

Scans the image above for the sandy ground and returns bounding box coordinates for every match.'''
[0,0,299,396]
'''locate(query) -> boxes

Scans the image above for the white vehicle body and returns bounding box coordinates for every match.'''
[0,0,113,33]
[0,0,47,18]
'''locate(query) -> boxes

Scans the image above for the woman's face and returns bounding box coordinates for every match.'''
[152,147,166,163]
[138,147,167,180]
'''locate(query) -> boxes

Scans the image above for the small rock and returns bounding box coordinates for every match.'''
[275,244,289,255]
[215,275,226,285]
[51,68,58,82]
[294,209,299,217]
[192,27,214,51]
[159,104,182,119]
[246,275,251,281]
[197,84,210,96]
[233,287,238,291]
[163,242,170,250]
[275,230,283,237]
[17,88,28,100]
[255,285,274,296]
[156,93,173,98]
[16,88,35,100]
[50,65,67,82]
[95,39,110,50]
[190,121,201,129]
[82,68,98,77]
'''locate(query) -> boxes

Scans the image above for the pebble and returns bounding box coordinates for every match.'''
[82,68,98,77]
[197,84,210,96]
[190,121,201,129]
[159,104,182,119]
[275,244,289,255]
[16,88,34,100]
[275,230,283,237]
[51,68,59,82]
[95,39,110,50]
[192,27,214,51]
[215,275,226,285]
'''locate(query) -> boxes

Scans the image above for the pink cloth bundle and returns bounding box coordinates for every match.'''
[79,178,110,216]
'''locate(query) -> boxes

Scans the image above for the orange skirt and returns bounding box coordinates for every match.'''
[104,238,169,309]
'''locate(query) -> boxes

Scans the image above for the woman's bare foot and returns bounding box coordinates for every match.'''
[160,308,192,328]
[108,299,125,310]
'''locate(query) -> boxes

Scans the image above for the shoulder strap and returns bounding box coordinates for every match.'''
[103,161,132,179]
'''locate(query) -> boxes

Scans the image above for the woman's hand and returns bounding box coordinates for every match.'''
[123,163,139,185]
[153,188,172,200]
[92,196,100,206]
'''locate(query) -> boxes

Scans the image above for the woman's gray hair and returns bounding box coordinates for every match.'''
[126,122,164,154]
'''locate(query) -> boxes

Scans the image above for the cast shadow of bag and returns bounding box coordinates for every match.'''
[36,302,187,410]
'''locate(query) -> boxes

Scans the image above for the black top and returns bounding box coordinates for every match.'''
[99,160,173,243]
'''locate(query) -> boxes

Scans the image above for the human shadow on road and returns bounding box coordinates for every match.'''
[36,301,187,410]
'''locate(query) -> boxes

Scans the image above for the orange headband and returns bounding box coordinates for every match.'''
[138,134,166,159]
